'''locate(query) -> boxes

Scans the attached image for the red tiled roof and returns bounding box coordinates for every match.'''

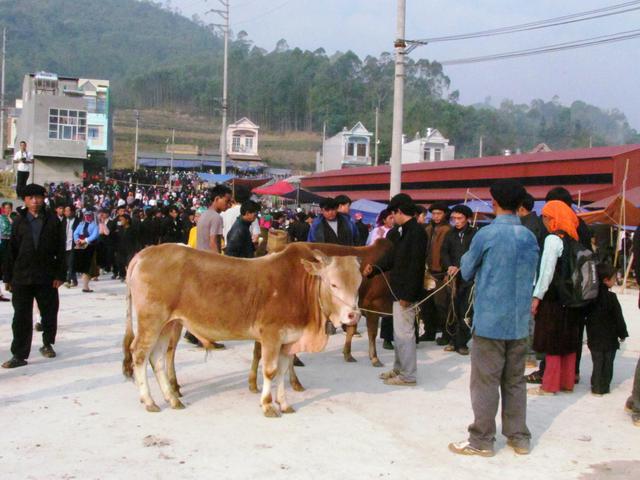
[307,144,640,179]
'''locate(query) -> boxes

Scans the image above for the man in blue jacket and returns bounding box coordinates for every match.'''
[449,179,539,457]
[307,197,355,246]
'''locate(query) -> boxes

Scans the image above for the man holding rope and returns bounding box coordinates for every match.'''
[449,179,539,457]
[363,194,427,386]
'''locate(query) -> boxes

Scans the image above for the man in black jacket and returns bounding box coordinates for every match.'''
[2,184,65,368]
[440,204,477,355]
[160,205,183,243]
[364,194,428,386]
[225,201,259,258]
[517,193,544,248]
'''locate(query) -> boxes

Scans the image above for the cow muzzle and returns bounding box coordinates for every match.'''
[343,309,361,326]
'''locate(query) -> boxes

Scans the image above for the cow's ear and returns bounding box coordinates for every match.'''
[311,249,331,266]
[301,258,322,275]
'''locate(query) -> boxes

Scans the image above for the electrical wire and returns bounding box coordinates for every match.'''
[412,0,640,43]
[232,0,296,26]
[440,28,640,65]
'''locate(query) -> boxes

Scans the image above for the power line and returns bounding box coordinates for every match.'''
[232,0,295,26]
[411,0,640,43]
[440,28,640,65]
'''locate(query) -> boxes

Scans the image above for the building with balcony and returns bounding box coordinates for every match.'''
[401,127,455,164]
[12,72,112,184]
[226,117,261,162]
[316,122,372,172]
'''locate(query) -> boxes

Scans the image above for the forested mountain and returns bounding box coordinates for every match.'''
[2,0,638,160]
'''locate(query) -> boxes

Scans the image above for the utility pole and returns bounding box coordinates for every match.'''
[0,28,6,164]
[208,0,230,175]
[170,128,175,177]
[133,110,140,171]
[321,121,326,172]
[478,135,484,158]
[389,0,406,198]
[374,105,379,166]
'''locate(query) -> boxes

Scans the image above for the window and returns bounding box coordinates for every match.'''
[423,147,431,161]
[48,108,87,141]
[357,143,367,157]
[245,136,253,151]
[86,97,97,113]
[232,135,241,152]
[88,127,100,139]
[347,142,355,156]
[434,148,442,161]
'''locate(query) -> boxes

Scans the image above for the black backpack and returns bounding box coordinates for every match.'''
[552,232,599,308]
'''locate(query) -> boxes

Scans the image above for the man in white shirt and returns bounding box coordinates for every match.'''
[13,141,34,193]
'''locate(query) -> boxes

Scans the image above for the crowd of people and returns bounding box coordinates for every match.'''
[1,156,639,457]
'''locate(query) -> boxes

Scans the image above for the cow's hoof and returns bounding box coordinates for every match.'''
[291,381,305,392]
[263,405,281,418]
[281,406,296,414]
[145,403,161,413]
[249,383,260,394]
[344,354,357,363]
[170,399,186,410]
[371,358,384,368]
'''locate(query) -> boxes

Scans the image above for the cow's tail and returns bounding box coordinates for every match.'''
[122,254,138,379]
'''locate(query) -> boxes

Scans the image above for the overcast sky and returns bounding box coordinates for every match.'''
[172,0,640,129]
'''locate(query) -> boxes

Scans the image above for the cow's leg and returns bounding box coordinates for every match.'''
[367,313,384,367]
[276,352,295,414]
[249,341,261,393]
[131,334,161,413]
[165,321,183,397]
[342,324,357,363]
[260,343,281,418]
[150,332,185,410]
[289,356,305,392]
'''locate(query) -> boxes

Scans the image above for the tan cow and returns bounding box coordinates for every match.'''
[248,239,395,392]
[122,243,362,417]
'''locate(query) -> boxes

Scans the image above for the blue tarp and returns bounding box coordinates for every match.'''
[350,199,387,226]
[462,199,494,214]
[197,173,235,184]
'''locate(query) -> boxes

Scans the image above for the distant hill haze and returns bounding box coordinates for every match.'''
[2,0,638,167]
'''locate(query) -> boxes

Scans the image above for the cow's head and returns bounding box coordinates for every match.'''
[302,250,362,328]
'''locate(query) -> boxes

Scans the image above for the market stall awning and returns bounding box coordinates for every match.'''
[586,186,640,209]
[198,173,234,183]
[252,180,295,196]
[281,188,326,204]
[578,196,640,226]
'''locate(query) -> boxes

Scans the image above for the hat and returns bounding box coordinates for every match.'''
[20,183,46,198]
[428,201,449,213]
[117,199,126,207]
[450,204,473,219]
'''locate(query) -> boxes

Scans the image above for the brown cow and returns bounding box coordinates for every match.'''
[248,239,395,393]
[122,243,362,417]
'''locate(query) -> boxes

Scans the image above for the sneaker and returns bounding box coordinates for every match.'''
[528,386,555,396]
[506,439,530,455]
[34,322,43,332]
[383,375,416,386]
[1,357,27,369]
[378,369,400,380]
[457,347,470,356]
[382,340,394,350]
[444,344,456,352]
[448,441,495,457]
[39,344,56,358]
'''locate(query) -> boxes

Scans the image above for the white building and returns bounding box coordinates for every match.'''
[401,127,455,164]
[317,122,372,172]
[226,117,260,161]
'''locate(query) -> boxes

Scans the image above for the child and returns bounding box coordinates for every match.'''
[586,263,629,396]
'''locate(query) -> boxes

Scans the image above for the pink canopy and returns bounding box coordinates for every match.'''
[252,180,295,196]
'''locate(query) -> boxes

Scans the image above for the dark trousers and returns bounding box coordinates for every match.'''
[65,249,77,283]
[16,170,29,196]
[453,283,472,349]
[591,350,616,394]
[575,319,586,375]
[380,316,394,341]
[468,335,530,450]
[627,356,640,412]
[10,284,59,360]
[423,276,449,339]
